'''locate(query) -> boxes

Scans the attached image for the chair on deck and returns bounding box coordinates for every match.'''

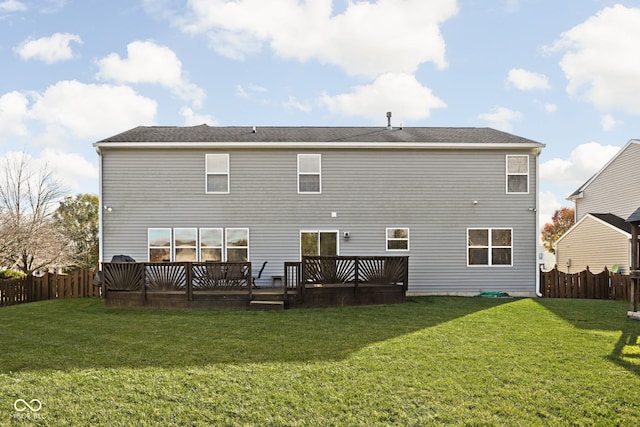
[252,261,268,288]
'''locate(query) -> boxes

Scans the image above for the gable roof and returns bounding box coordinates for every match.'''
[590,213,632,234]
[567,140,638,201]
[555,212,631,248]
[94,125,545,150]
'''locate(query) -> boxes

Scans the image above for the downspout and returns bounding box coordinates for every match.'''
[96,147,104,266]
[535,147,542,297]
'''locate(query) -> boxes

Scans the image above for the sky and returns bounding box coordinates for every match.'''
[1,0,639,228]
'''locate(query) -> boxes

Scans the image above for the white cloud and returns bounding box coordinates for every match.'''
[180,107,217,126]
[38,149,98,191]
[504,0,520,13]
[15,33,82,64]
[539,191,564,229]
[544,103,557,113]
[284,96,312,113]
[318,73,446,123]
[601,113,623,131]
[507,68,551,91]
[540,141,621,190]
[28,80,157,139]
[96,40,206,108]
[0,91,29,138]
[0,0,26,12]
[549,4,640,115]
[477,106,522,132]
[235,83,267,102]
[0,150,97,195]
[176,0,458,78]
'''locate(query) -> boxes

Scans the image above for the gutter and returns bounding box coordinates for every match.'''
[93,141,546,150]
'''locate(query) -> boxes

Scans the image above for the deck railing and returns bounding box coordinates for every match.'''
[101,261,253,300]
[302,256,408,288]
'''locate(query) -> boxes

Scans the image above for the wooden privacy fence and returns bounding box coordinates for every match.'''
[540,266,631,300]
[0,267,99,307]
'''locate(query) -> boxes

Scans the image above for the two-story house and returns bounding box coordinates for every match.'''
[556,140,640,274]
[94,124,544,296]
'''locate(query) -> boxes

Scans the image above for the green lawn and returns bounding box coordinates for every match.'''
[1,297,640,425]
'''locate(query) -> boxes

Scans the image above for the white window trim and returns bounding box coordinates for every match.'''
[467,227,513,267]
[205,154,230,194]
[199,228,223,262]
[148,228,172,262]
[299,230,339,259]
[225,227,250,262]
[506,155,529,194]
[173,227,198,262]
[386,227,410,252]
[297,154,322,194]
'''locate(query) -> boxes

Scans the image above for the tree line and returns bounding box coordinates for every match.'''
[0,153,98,275]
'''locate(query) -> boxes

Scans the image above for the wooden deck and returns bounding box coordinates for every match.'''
[100,256,408,310]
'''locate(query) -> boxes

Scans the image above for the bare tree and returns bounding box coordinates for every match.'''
[0,153,68,274]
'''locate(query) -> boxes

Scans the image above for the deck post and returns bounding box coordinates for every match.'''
[141,264,147,304]
[403,256,409,291]
[632,224,638,312]
[248,262,252,301]
[186,262,193,301]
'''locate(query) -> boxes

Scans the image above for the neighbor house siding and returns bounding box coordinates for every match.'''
[556,215,630,274]
[575,142,640,221]
[101,146,539,295]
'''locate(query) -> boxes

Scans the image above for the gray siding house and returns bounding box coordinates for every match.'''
[558,140,640,273]
[94,125,544,296]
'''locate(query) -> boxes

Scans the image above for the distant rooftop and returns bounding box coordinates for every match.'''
[591,213,632,233]
[96,125,545,146]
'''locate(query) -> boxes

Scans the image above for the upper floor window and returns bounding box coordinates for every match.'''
[298,154,321,193]
[206,154,229,193]
[467,228,512,266]
[148,228,171,263]
[506,155,529,194]
[386,228,410,251]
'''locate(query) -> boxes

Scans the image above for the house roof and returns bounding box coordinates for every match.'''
[627,207,640,223]
[567,140,639,201]
[555,212,631,248]
[94,125,545,150]
[590,213,632,233]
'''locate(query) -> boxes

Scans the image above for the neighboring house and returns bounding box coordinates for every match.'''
[555,213,630,274]
[94,124,544,296]
[537,243,556,272]
[558,140,640,273]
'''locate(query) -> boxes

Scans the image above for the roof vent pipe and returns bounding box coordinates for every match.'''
[386,112,392,130]
[252,126,256,133]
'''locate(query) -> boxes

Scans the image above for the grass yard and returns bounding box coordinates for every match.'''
[1,297,640,425]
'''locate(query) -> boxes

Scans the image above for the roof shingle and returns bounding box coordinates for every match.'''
[97,125,544,145]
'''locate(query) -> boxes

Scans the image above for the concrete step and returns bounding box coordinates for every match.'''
[250,300,285,311]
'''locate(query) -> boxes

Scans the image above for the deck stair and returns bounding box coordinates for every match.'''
[250,289,286,310]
